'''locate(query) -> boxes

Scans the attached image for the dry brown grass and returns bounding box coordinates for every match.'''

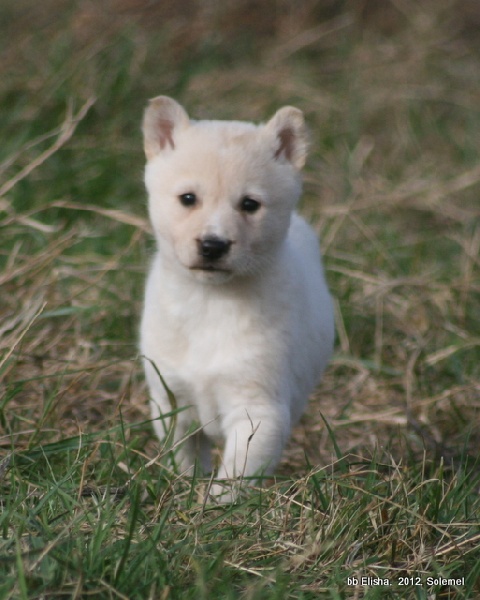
[1,0,479,477]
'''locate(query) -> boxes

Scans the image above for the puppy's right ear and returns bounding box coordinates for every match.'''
[142,96,189,160]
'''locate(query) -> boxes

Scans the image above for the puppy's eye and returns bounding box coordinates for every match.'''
[179,193,197,207]
[240,196,261,214]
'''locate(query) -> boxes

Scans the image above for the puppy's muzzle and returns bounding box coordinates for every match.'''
[197,236,232,261]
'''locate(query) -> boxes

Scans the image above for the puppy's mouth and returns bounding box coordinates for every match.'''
[190,265,231,273]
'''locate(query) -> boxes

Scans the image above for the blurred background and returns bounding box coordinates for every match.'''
[1,0,479,470]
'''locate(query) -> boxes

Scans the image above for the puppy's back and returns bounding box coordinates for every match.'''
[283,214,335,423]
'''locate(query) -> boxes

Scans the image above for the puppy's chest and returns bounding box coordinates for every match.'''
[154,283,288,393]
[161,293,264,367]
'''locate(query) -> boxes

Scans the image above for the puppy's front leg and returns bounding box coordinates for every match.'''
[210,404,290,501]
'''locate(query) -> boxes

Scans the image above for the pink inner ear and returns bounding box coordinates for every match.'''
[157,118,175,150]
[274,127,295,162]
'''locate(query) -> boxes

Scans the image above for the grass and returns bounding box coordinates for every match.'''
[1,0,479,598]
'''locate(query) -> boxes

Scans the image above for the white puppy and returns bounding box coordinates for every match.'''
[140,96,334,500]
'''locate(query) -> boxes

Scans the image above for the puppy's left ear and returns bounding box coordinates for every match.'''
[266,106,308,170]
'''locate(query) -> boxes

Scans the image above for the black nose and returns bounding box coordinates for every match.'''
[197,236,232,261]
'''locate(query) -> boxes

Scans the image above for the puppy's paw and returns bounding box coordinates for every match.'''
[207,481,239,505]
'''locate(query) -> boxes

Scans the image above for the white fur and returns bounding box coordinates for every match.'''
[140,97,334,501]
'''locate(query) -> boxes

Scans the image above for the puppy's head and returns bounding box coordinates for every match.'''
[143,96,308,283]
